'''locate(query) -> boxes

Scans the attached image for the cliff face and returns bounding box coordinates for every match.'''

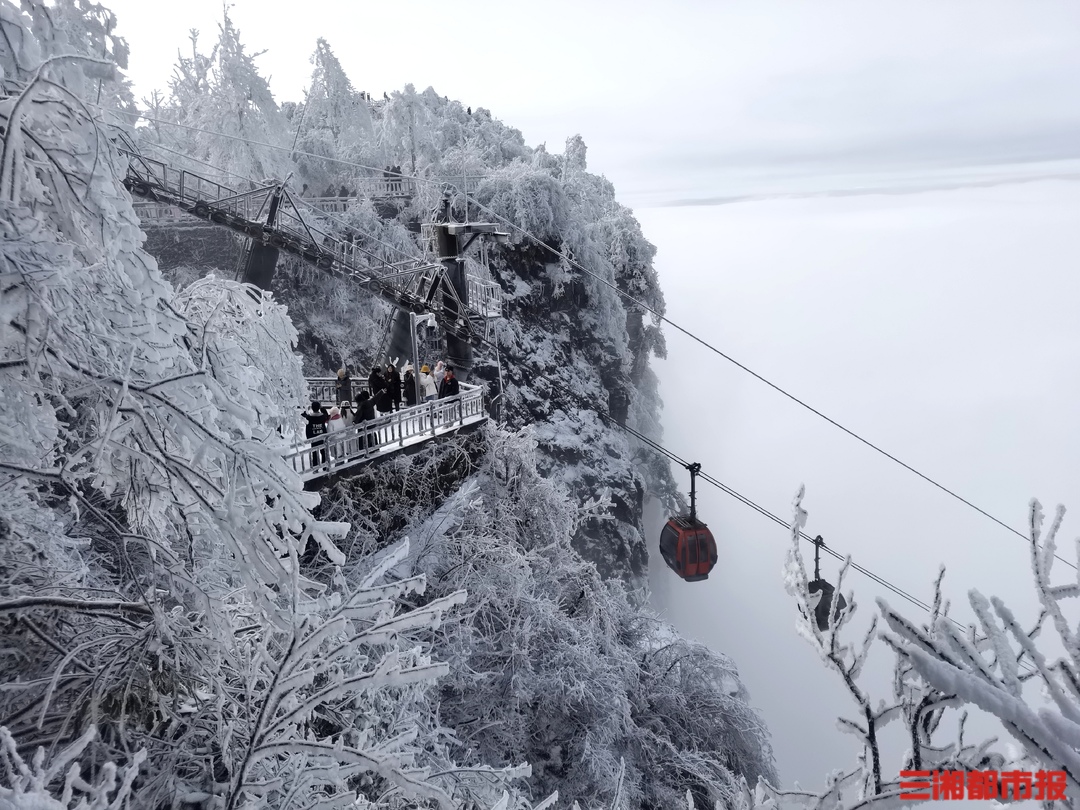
[143,96,679,587]
[415,134,678,587]
[476,240,656,584]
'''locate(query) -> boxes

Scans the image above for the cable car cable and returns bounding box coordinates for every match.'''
[607,413,1042,677]
[454,192,1070,571]
[618,418,935,611]
[543,382,1039,674]
[103,108,1073,572]
[536,372,940,615]
[588,405,1040,676]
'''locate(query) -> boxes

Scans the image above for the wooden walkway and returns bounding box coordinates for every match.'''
[286,383,487,482]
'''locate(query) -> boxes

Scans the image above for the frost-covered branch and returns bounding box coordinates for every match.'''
[879,498,1080,797]
[0,725,145,809]
[742,487,1026,810]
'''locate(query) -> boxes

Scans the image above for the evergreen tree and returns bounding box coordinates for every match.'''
[146,9,295,188]
[379,83,435,177]
[293,38,375,194]
[200,9,294,185]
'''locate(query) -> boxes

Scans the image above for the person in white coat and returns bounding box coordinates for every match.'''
[327,404,346,462]
[419,364,438,402]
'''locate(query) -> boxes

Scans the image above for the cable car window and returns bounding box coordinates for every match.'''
[660,524,677,558]
[688,539,698,564]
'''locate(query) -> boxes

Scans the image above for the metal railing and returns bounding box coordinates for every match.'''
[421,225,503,318]
[285,384,486,481]
[132,202,196,224]
[307,378,371,404]
[306,374,454,409]
[467,275,502,318]
[126,152,235,208]
[120,146,503,344]
[305,197,354,214]
[303,179,417,211]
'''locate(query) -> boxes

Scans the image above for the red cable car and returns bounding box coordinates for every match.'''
[659,462,718,582]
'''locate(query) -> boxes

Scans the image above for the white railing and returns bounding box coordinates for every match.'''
[421,225,502,320]
[304,178,416,210]
[132,202,196,224]
[306,197,354,214]
[307,378,373,404]
[285,384,486,481]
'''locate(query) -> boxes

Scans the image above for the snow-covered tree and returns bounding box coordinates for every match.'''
[199,10,294,184]
[727,486,1077,810]
[0,6,493,806]
[14,0,136,123]
[173,275,306,442]
[0,726,145,809]
[313,426,777,808]
[881,499,1080,795]
[141,8,294,188]
[379,84,436,178]
[292,38,375,193]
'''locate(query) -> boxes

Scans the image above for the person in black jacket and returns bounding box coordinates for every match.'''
[375,384,393,415]
[368,366,385,400]
[437,366,461,423]
[403,367,417,407]
[386,363,402,411]
[301,401,329,467]
[335,368,352,404]
[438,366,460,398]
[354,391,376,451]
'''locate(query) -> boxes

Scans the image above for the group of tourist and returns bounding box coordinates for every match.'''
[300,361,463,467]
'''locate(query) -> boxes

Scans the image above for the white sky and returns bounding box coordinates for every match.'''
[98,0,1080,795]
[104,0,1080,205]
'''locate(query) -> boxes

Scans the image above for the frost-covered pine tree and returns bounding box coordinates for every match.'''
[144,8,294,188]
[292,38,376,193]
[379,84,437,177]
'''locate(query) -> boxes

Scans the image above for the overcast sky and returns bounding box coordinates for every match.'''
[643,179,1080,789]
[104,0,1080,205]
[100,0,1080,795]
